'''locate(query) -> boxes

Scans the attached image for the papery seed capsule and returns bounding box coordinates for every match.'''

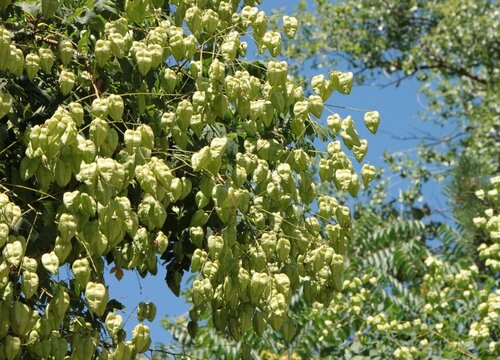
[283,16,298,39]
[95,39,112,67]
[361,164,376,188]
[9,46,24,76]
[58,39,73,65]
[85,282,108,316]
[59,70,76,96]
[39,48,55,73]
[25,53,40,81]
[364,110,380,134]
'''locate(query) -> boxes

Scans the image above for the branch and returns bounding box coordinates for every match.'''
[418,59,487,85]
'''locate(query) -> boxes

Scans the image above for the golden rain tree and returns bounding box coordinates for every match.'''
[0,0,379,359]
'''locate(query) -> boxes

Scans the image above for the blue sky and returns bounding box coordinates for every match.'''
[106,0,453,347]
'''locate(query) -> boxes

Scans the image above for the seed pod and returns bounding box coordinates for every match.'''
[311,74,333,101]
[8,46,24,77]
[105,313,123,338]
[250,272,268,301]
[202,9,219,34]
[308,95,323,118]
[95,39,112,67]
[113,341,134,360]
[154,231,169,254]
[0,261,10,289]
[176,100,193,131]
[21,271,38,299]
[249,10,266,39]
[163,68,177,93]
[58,213,77,242]
[107,94,124,122]
[169,33,185,62]
[29,337,51,359]
[184,34,198,59]
[364,110,380,134]
[137,194,167,229]
[68,102,84,126]
[191,146,211,172]
[41,251,59,274]
[109,33,126,58]
[89,118,108,147]
[22,257,37,272]
[335,169,352,192]
[53,235,72,262]
[0,223,8,248]
[353,139,368,162]
[336,205,350,228]
[207,235,224,260]
[85,282,108,316]
[330,71,354,95]
[59,70,76,95]
[212,308,228,331]
[0,27,11,68]
[135,125,153,151]
[185,6,202,36]
[25,53,40,81]
[3,239,24,267]
[132,324,151,353]
[38,48,55,73]
[260,232,276,259]
[125,129,142,154]
[191,248,207,272]
[262,31,281,57]
[135,49,152,76]
[148,43,164,68]
[283,16,298,39]
[41,0,60,18]
[267,61,288,88]
[319,158,334,182]
[1,200,21,229]
[276,238,291,262]
[327,113,342,133]
[146,302,156,322]
[137,302,148,322]
[169,177,183,201]
[72,258,91,288]
[58,39,73,65]
[348,173,360,197]
[361,164,376,188]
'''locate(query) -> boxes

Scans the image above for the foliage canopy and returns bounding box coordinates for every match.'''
[160,0,500,359]
[0,0,380,359]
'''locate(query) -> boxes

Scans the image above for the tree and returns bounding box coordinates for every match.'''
[0,0,380,359]
[161,0,500,358]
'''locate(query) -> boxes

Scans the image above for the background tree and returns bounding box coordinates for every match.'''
[0,0,383,359]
